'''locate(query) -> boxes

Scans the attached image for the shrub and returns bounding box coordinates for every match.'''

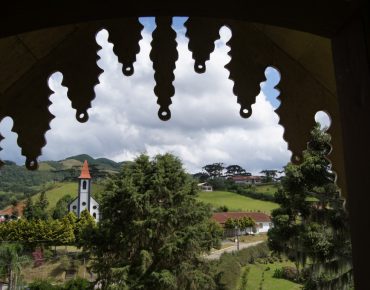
[273,268,284,279]
[59,255,71,272]
[238,266,250,290]
[63,277,92,290]
[43,248,54,260]
[216,205,229,212]
[215,254,241,290]
[272,266,299,281]
[282,266,298,281]
[28,280,61,290]
[233,242,269,266]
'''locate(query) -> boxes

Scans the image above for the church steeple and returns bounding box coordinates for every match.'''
[68,159,100,221]
[79,160,91,179]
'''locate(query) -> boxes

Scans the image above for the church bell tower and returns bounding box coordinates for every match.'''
[78,160,91,215]
[68,160,100,221]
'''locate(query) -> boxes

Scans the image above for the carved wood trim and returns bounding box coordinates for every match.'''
[0,17,346,198]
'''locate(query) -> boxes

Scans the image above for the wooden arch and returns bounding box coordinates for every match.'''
[0,1,369,289]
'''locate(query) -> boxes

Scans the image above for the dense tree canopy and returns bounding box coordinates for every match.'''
[259,170,278,183]
[52,194,74,220]
[268,124,353,289]
[83,153,222,290]
[202,163,224,179]
[23,191,50,220]
[224,217,255,231]
[0,218,75,247]
[225,165,250,177]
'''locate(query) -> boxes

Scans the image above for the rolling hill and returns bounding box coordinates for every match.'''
[0,154,122,210]
[197,190,279,214]
[31,182,106,210]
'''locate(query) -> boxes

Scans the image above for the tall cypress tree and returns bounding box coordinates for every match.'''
[23,195,35,220]
[268,124,353,289]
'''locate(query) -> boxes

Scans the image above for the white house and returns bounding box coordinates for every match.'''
[230,175,263,185]
[212,211,273,236]
[198,182,213,192]
[68,160,100,221]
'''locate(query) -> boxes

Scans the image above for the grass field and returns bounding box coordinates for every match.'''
[254,184,278,197]
[239,262,302,290]
[32,182,105,210]
[197,191,279,214]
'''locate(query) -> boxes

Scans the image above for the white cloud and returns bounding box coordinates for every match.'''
[0,20,290,174]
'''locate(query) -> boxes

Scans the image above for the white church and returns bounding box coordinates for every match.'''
[68,160,100,221]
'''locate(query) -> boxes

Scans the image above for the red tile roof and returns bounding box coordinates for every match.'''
[0,203,25,217]
[212,211,271,224]
[79,160,91,179]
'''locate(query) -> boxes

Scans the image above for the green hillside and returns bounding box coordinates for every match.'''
[0,154,122,209]
[197,190,279,214]
[254,184,278,197]
[31,182,106,210]
[242,262,302,290]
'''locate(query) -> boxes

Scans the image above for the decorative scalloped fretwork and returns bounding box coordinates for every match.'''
[4,72,54,170]
[0,128,4,168]
[58,24,103,123]
[225,21,273,118]
[104,18,144,76]
[150,17,178,121]
[185,17,223,73]
[271,41,346,195]
[0,18,348,198]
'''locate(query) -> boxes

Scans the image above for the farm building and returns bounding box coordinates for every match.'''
[197,182,213,192]
[229,175,263,184]
[0,203,24,222]
[212,211,272,236]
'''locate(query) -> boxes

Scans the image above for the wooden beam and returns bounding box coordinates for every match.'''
[332,15,370,290]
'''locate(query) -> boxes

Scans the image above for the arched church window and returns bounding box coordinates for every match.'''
[82,180,87,190]
[93,213,96,219]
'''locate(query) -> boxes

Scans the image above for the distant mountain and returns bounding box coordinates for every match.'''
[64,154,121,170]
[65,154,96,164]
[0,154,125,210]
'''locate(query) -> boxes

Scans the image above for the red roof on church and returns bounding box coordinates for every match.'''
[79,160,91,179]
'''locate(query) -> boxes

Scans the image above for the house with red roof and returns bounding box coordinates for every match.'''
[0,203,24,222]
[229,175,263,184]
[212,211,272,235]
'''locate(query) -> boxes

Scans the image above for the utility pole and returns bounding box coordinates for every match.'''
[235,225,239,251]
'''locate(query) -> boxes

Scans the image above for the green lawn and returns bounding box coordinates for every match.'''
[197,191,279,214]
[254,184,278,197]
[32,182,105,210]
[239,262,302,290]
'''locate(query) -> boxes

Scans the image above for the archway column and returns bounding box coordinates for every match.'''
[333,16,370,290]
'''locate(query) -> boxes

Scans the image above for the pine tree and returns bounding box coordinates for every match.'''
[32,191,49,220]
[75,209,96,247]
[52,194,73,219]
[83,153,222,290]
[268,124,353,289]
[23,196,35,220]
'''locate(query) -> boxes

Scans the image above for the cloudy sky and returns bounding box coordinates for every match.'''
[0,17,330,174]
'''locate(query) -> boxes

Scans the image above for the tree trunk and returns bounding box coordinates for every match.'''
[8,268,13,290]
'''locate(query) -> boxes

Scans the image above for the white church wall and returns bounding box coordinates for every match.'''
[90,197,100,221]
[69,198,79,216]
